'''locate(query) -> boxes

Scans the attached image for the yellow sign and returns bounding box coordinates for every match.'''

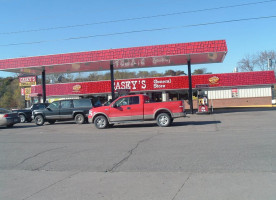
[25,94,31,101]
[24,87,31,101]
[73,84,81,92]
[24,87,31,94]
[209,76,220,84]
[19,82,36,87]
[19,76,37,87]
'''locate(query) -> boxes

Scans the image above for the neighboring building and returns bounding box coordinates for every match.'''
[31,71,276,108]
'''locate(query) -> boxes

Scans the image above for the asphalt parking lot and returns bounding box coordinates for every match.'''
[0,108,276,200]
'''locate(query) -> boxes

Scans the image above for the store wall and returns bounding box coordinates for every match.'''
[208,85,272,99]
[210,97,272,108]
[183,96,272,109]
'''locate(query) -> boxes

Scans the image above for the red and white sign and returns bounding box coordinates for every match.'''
[21,88,25,96]
[232,88,238,97]
[19,76,37,86]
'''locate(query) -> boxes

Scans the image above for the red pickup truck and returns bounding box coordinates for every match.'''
[88,94,185,129]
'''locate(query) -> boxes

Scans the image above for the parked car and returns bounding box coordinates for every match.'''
[88,94,185,129]
[12,103,49,123]
[32,99,93,126]
[0,108,20,128]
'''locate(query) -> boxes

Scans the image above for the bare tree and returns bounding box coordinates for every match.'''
[254,50,276,71]
[237,55,256,72]
[238,51,276,72]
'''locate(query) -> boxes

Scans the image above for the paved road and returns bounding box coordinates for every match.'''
[0,109,276,200]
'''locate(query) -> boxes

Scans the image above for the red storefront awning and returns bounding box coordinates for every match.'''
[0,40,227,75]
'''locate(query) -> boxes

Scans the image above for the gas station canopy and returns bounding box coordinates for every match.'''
[0,40,227,75]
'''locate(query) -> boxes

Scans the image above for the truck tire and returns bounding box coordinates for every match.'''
[19,114,26,123]
[156,113,171,127]
[94,115,108,129]
[75,114,85,124]
[35,115,45,126]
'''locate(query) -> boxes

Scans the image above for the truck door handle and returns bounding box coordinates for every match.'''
[126,107,131,110]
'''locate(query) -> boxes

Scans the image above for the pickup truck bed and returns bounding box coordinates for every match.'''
[12,103,49,123]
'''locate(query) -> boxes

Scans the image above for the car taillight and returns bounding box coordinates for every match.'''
[3,114,9,117]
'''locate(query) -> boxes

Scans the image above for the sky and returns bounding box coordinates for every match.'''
[0,0,276,78]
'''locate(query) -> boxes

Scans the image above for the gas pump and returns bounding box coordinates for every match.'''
[197,90,210,114]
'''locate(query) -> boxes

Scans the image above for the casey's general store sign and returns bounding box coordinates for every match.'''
[19,76,37,87]
[31,71,276,96]
[32,77,181,96]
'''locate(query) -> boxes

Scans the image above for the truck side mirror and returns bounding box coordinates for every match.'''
[112,104,117,108]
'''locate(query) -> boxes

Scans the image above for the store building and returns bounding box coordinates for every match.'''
[30,70,276,108]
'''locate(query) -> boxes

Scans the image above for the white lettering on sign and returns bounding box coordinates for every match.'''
[153,79,171,89]
[19,76,36,83]
[141,80,146,89]
[114,58,146,68]
[152,57,171,65]
[114,80,146,90]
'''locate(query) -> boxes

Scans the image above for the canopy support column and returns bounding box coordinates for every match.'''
[42,69,46,103]
[110,61,115,100]
[187,59,194,114]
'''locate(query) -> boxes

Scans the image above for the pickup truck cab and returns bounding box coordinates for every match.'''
[88,94,185,129]
[33,99,93,126]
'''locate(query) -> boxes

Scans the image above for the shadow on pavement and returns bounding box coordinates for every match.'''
[0,124,37,129]
[173,120,221,126]
[112,120,221,128]
[2,121,78,129]
[186,107,276,114]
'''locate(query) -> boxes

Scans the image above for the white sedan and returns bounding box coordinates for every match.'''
[0,108,20,128]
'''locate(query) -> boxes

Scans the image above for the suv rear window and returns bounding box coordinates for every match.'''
[73,99,92,108]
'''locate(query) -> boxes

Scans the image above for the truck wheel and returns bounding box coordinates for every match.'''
[156,113,171,127]
[19,114,26,123]
[35,115,45,126]
[94,115,108,129]
[75,114,85,124]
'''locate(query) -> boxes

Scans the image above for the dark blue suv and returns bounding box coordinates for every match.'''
[32,99,93,126]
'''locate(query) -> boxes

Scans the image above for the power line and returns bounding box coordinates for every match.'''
[1,15,275,47]
[0,0,275,35]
